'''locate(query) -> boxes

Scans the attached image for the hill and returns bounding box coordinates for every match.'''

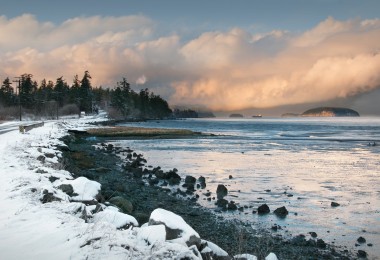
[302,107,360,117]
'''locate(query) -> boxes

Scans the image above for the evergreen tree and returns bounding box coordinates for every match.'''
[0,77,14,107]
[53,76,69,107]
[79,71,92,112]
[19,73,35,109]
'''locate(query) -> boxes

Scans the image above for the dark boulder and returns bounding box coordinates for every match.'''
[216,184,228,199]
[357,250,367,258]
[309,232,318,238]
[316,239,326,248]
[357,236,366,243]
[198,176,206,188]
[257,204,270,214]
[215,199,228,209]
[331,201,340,207]
[274,206,289,218]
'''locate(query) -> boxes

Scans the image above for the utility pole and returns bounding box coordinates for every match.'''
[13,77,22,121]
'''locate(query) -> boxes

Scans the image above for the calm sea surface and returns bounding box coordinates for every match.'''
[116,117,380,258]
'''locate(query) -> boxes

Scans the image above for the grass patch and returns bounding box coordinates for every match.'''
[86,126,199,137]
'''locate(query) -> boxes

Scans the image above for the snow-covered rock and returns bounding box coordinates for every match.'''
[137,224,166,245]
[63,176,101,201]
[234,253,258,260]
[265,252,279,260]
[149,208,201,248]
[92,208,138,228]
[201,239,229,259]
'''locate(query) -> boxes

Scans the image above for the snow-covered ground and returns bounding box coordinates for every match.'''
[0,115,278,260]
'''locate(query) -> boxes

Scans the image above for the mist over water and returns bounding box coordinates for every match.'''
[117,118,380,257]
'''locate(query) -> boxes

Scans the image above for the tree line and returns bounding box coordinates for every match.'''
[0,71,172,120]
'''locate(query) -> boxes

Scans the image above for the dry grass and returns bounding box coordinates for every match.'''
[86,126,198,137]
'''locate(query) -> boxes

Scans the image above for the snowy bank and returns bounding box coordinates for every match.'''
[0,118,278,259]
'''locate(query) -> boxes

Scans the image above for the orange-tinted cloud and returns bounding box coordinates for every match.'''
[1,15,380,111]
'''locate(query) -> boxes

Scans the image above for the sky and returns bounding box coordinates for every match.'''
[1,0,380,115]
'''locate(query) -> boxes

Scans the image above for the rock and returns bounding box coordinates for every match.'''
[265,253,279,260]
[40,189,61,203]
[109,196,133,214]
[148,208,201,248]
[185,175,196,185]
[48,176,59,182]
[216,184,228,199]
[204,192,211,197]
[357,236,366,243]
[198,176,206,188]
[167,170,181,185]
[274,206,288,218]
[58,184,74,196]
[215,199,228,209]
[37,155,45,163]
[44,153,55,158]
[107,144,114,151]
[290,235,307,246]
[229,175,233,179]
[316,238,326,248]
[227,201,238,211]
[367,243,373,247]
[154,170,167,179]
[331,201,340,207]
[309,232,318,238]
[137,225,166,245]
[257,204,270,214]
[357,250,367,258]
[200,239,230,260]
[234,253,257,260]
[92,209,138,228]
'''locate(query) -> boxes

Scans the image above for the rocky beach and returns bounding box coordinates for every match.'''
[58,124,358,259]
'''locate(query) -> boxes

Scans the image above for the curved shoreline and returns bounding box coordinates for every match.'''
[60,131,355,259]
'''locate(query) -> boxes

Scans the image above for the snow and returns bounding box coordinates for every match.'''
[149,208,200,242]
[265,252,279,260]
[62,177,101,201]
[92,209,138,228]
[234,254,258,260]
[201,239,228,256]
[137,224,166,245]
[0,115,278,260]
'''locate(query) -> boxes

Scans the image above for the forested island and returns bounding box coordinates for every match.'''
[301,107,360,117]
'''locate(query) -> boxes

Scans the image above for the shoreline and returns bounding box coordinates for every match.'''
[60,128,356,259]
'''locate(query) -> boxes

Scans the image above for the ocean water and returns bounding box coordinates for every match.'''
[116,117,380,258]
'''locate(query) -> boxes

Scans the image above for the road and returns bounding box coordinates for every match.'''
[0,122,27,135]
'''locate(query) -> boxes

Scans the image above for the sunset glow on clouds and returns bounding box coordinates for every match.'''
[1,14,380,111]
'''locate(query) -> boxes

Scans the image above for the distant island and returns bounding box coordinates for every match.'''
[229,113,244,118]
[281,113,300,118]
[301,107,360,117]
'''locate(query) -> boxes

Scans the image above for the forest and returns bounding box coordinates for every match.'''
[0,71,172,121]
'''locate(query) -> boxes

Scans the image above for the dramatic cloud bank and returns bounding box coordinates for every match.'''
[1,14,380,111]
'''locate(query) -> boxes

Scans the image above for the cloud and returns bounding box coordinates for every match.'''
[1,15,380,112]
[136,75,147,85]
